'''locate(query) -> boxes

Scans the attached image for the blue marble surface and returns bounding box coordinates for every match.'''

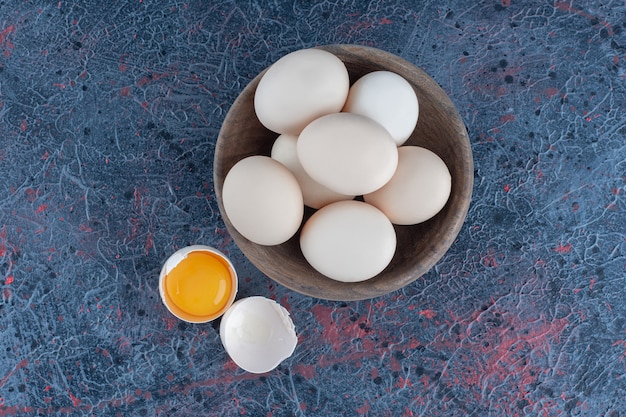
[1,1,625,416]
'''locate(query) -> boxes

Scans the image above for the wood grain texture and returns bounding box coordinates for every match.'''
[214,44,473,301]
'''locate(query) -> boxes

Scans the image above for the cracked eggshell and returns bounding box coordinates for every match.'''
[220,296,298,374]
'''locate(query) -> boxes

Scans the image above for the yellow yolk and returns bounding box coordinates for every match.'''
[163,251,234,320]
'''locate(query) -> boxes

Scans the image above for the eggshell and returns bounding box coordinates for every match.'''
[254,48,350,136]
[297,113,398,196]
[222,156,304,245]
[271,134,354,209]
[220,296,298,374]
[364,146,451,225]
[342,71,419,146]
[299,200,397,282]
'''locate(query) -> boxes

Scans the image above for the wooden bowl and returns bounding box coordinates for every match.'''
[214,44,473,301]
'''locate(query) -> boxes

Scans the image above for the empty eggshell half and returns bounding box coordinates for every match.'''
[222,155,304,245]
[254,48,350,136]
[271,134,354,209]
[364,146,451,225]
[220,296,298,374]
[299,200,397,282]
[343,71,419,146]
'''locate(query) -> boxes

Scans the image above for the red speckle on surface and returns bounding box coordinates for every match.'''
[310,304,381,368]
[349,20,374,31]
[163,314,177,331]
[0,359,28,388]
[418,309,437,320]
[67,390,81,407]
[544,87,559,98]
[311,304,367,352]
[395,376,413,389]
[25,188,39,203]
[555,1,613,34]
[482,253,499,268]
[4,276,13,285]
[0,25,15,56]
[137,72,167,87]
[613,340,626,361]
[293,364,316,379]
[553,243,573,254]
[500,114,515,123]
[504,183,511,193]
[120,86,131,96]
[0,226,14,259]
[356,401,371,415]
[379,17,392,25]
[279,295,291,312]
[145,232,153,254]
[35,204,47,214]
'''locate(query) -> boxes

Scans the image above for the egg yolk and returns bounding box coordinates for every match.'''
[163,251,234,320]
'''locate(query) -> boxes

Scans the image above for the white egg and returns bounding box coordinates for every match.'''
[364,146,451,225]
[297,113,398,196]
[271,134,355,209]
[254,48,349,136]
[343,71,419,146]
[220,296,298,374]
[222,156,304,246]
[299,200,397,282]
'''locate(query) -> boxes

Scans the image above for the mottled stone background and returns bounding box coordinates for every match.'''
[0,1,625,416]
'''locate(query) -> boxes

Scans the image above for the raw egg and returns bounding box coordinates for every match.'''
[222,155,304,246]
[271,133,354,209]
[343,70,419,146]
[364,146,451,225]
[297,113,398,195]
[159,245,237,323]
[254,48,349,136]
[299,200,397,282]
[220,296,298,374]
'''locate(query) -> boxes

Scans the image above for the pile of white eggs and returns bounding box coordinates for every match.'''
[222,48,452,283]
